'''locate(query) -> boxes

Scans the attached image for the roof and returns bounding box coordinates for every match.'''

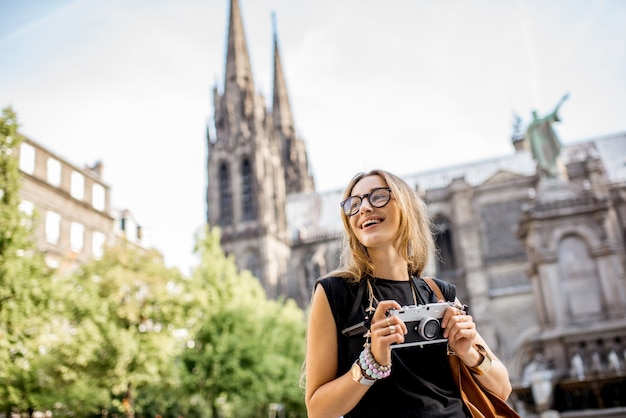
[286,189,343,243]
[285,133,626,241]
[401,150,536,191]
[567,132,626,184]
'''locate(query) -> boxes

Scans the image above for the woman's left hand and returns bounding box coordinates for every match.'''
[441,303,476,357]
[440,301,513,400]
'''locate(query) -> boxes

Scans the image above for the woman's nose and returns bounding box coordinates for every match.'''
[358,197,374,213]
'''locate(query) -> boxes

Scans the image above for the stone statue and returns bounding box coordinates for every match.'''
[526,94,569,179]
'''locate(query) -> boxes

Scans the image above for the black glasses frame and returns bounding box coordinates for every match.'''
[340,187,392,217]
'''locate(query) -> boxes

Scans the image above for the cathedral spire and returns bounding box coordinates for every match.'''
[224,0,255,114]
[270,14,315,194]
[272,13,295,136]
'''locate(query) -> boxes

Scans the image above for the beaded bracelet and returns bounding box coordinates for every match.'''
[358,343,392,380]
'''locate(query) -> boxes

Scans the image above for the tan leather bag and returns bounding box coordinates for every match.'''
[423,277,521,418]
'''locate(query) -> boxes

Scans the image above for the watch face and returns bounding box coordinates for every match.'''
[351,362,375,386]
[351,362,362,381]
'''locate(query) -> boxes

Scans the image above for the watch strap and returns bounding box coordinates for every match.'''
[468,344,492,375]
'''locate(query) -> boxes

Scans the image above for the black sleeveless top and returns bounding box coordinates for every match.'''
[317,276,469,418]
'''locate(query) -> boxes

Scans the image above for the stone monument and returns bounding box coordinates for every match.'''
[526,94,569,180]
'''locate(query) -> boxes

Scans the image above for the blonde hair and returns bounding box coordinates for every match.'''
[330,169,434,282]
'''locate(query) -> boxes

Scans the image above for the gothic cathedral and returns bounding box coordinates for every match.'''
[206,0,315,299]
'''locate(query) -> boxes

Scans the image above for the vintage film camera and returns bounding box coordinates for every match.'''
[389,302,452,348]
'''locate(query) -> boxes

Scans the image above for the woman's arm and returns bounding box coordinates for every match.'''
[441,300,512,400]
[305,285,371,418]
[459,332,513,400]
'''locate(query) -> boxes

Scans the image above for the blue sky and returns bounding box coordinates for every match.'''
[1,0,625,274]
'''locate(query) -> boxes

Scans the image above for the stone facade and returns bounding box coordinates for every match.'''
[17,136,148,272]
[208,0,626,412]
[17,137,114,271]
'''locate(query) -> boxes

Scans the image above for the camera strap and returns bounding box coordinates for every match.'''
[340,278,370,337]
[409,276,429,305]
[348,278,368,322]
[343,276,418,337]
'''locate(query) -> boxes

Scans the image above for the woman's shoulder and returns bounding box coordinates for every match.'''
[315,275,359,294]
[315,276,365,328]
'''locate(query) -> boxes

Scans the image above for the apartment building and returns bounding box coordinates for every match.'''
[17,136,141,272]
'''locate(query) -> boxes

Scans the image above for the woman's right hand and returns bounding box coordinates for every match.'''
[369,300,408,366]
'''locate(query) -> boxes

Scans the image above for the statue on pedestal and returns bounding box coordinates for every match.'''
[526,94,569,179]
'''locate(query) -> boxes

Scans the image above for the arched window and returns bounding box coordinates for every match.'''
[245,251,263,282]
[304,256,322,290]
[434,217,457,272]
[241,158,256,220]
[284,140,292,164]
[558,235,603,322]
[219,162,233,225]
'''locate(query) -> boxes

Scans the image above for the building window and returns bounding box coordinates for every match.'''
[245,253,262,280]
[283,140,292,164]
[92,231,106,259]
[488,270,532,296]
[19,200,34,227]
[47,157,62,187]
[19,142,35,174]
[241,158,256,220]
[92,183,105,211]
[70,171,85,200]
[45,211,61,244]
[305,258,322,292]
[558,235,603,322]
[218,162,233,225]
[434,217,457,272]
[70,222,85,252]
[120,214,140,243]
[480,200,527,262]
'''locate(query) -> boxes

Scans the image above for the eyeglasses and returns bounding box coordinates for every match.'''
[340,187,392,217]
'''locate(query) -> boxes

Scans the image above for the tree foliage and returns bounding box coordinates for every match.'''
[0,106,308,417]
[0,106,54,413]
[181,226,307,418]
[70,243,192,416]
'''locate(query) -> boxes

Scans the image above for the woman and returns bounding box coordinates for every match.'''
[305,170,512,417]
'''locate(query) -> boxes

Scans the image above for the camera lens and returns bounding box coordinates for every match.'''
[418,317,441,340]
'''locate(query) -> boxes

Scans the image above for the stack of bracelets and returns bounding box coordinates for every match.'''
[359,343,392,380]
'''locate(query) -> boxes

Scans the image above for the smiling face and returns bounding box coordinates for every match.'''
[348,175,401,251]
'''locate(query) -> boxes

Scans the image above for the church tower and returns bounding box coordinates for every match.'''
[206,0,314,298]
[272,20,315,194]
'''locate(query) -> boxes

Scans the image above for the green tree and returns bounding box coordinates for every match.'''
[0,106,56,413]
[180,226,307,418]
[1,106,307,417]
[71,242,192,417]
[24,240,195,417]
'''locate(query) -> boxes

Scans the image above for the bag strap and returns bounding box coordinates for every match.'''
[425,279,520,417]
[423,276,445,301]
